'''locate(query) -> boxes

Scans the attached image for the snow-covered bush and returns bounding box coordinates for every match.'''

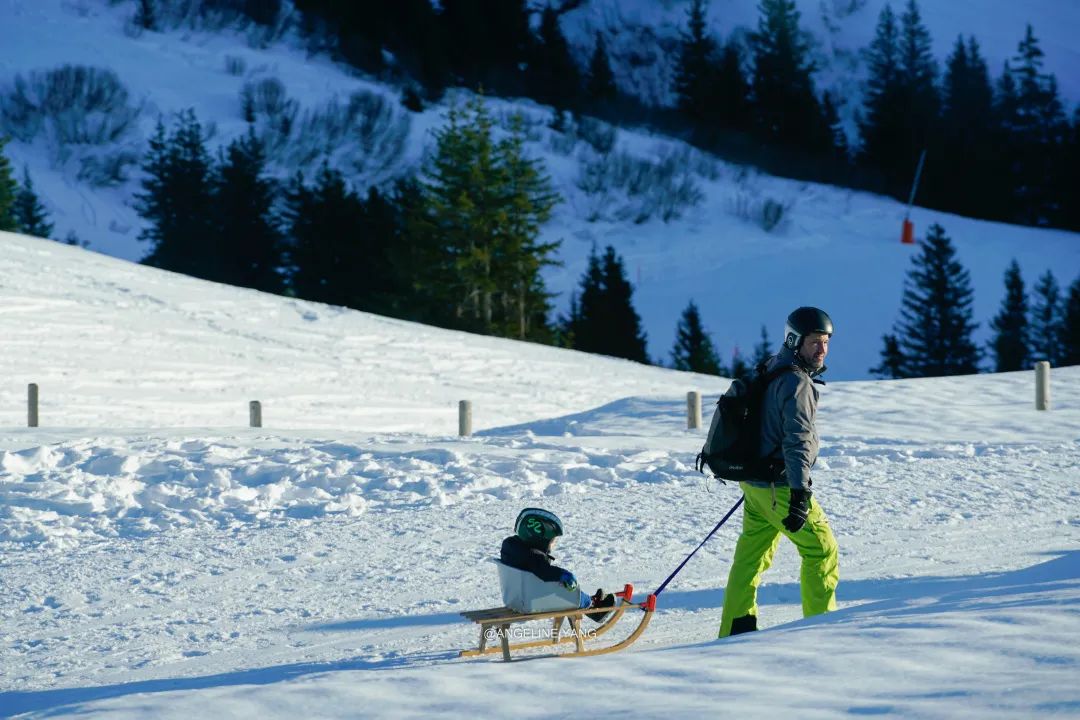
[577,145,705,224]
[77,148,140,187]
[224,55,247,76]
[727,190,794,233]
[0,65,142,146]
[243,81,409,184]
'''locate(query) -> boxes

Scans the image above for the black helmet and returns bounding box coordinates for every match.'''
[783,307,833,350]
[515,508,564,547]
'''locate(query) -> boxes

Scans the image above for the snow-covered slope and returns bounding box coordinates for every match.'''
[1,0,1078,383]
[1,227,1078,718]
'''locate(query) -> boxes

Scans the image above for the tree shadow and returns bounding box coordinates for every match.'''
[4,550,1075,717]
[0,650,455,718]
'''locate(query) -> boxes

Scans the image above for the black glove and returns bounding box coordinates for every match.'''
[782,488,811,533]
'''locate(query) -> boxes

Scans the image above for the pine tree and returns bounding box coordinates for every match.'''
[728,346,750,382]
[134,0,157,31]
[586,32,617,105]
[988,259,1029,372]
[494,114,561,340]
[134,111,216,278]
[1030,270,1062,364]
[600,246,648,362]
[283,165,368,307]
[1060,275,1080,366]
[671,300,722,374]
[529,6,581,109]
[893,223,980,377]
[859,1,938,193]
[750,0,827,149]
[414,98,559,338]
[565,245,647,362]
[870,333,906,378]
[999,25,1068,225]
[0,136,17,232]
[13,166,53,239]
[674,0,720,124]
[752,324,773,367]
[211,130,283,293]
[716,40,751,130]
[858,4,902,177]
[941,36,997,217]
[896,0,938,150]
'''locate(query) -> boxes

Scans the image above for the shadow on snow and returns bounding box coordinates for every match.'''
[3,550,1075,717]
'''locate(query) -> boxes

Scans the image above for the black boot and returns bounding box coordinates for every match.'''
[586,589,615,623]
[729,614,758,636]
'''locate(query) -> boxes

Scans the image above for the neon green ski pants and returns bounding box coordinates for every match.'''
[718,482,839,638]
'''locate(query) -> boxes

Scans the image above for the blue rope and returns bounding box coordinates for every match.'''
[652,495,744,598]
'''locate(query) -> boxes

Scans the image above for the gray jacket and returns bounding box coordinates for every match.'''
[749,347,824,492]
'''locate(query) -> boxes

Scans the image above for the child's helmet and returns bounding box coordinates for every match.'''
[515,508,564,547]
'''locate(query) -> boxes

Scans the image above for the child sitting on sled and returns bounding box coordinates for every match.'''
[500,507,615,622]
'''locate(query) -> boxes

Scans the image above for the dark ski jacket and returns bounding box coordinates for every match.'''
[749,346,825,492]
[500,535,568,583]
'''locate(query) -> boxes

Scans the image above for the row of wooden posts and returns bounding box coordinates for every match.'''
[20,363,1055,432]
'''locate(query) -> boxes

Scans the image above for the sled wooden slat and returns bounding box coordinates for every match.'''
[459,586,655,661]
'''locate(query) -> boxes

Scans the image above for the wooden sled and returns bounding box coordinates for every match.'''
[459,584,656,661]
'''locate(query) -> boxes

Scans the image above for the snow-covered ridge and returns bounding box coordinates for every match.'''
[2,1,1079,380]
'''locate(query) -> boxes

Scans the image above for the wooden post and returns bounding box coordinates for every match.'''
[249,400,262,428]
[687,391,702,430]
[1035,362,1050,411]
[28,383,38,428]
[459,400,472,437]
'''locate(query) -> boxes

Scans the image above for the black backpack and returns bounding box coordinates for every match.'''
[695,363,796,482]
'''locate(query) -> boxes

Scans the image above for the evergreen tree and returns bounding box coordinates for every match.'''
[0,137,17,232]
[941,35,997,217]
[987,259,1029,372]
[134,111,216,278]
[893,223,980,376]
[896,0,938,155]
[440,0,532,93]
[728,346,750,381]
[414,98,560,339]
[858,4,902,177]
[1060,275,1080,366]
[565,245,647,362]
[716,40,751,130]
[1030,270,1062,364]
[671,300,722,374]
[674,0,720,124]
[586,32,617,105]
[999,25,1068,225]
[821,91,848,158]
[210,130,283,293]
[750,0,827,149]
[283,165,368,307]
[859,1,938,193]
[752,324,773,366]
[870,333,906,378]
[134,0,157,31]
[600,246,648,362]
[529,6,581,109]
[13,167,53,239]
[494,114,561,340]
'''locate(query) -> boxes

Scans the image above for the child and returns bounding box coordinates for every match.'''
[500,507,615,622]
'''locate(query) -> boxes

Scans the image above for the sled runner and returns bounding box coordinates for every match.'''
[459,562,656,661]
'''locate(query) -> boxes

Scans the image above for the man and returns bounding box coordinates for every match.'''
[718,307,839,637]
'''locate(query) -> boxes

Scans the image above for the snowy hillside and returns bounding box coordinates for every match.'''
[1,0,1079,382]
[560,0,1080,116]
[1,228,1078,718]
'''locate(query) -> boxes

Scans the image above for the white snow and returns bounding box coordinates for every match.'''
[1,230,1079,718]
[2,0,1079,380]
